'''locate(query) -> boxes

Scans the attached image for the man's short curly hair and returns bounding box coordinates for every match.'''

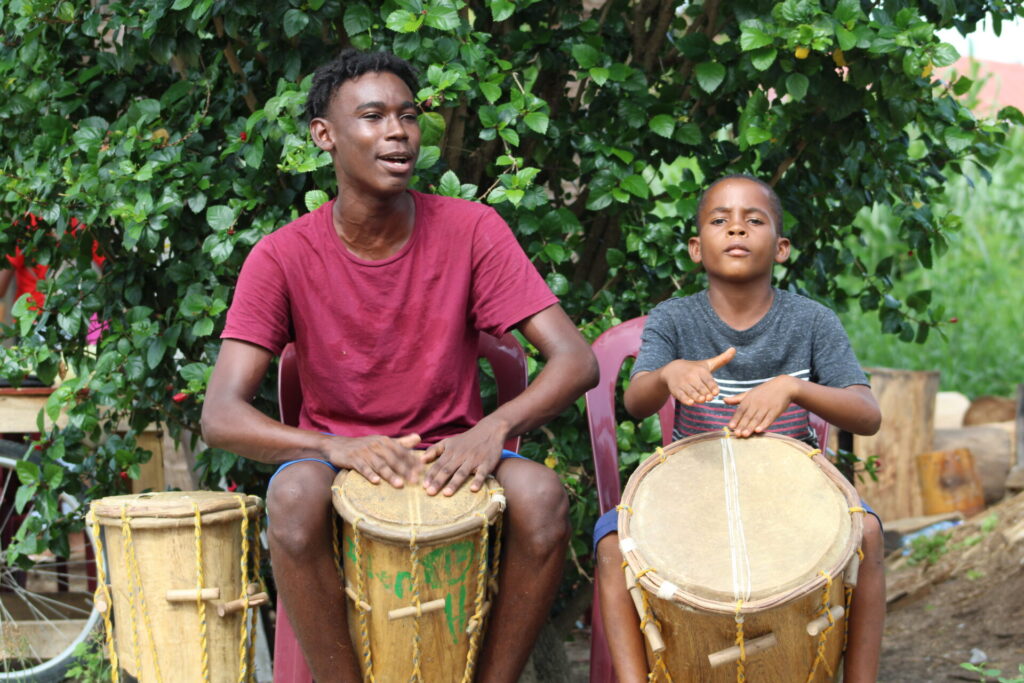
[305,49,419,122]
[696,173,784,236]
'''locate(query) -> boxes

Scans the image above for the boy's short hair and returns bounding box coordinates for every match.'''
[696,174,784,235]
[305,49,420,122]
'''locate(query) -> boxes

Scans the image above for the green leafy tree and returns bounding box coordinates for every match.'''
[1,0,1021,629]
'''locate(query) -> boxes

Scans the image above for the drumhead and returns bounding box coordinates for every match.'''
[91,491,261,527]
[332,470,503,544]
[619,432,861,613]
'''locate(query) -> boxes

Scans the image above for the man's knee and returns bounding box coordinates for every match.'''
[500,462,570,555]
[266,465,334,556]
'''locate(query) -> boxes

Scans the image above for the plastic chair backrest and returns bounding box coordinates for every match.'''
[272,332,529,682]
[583,315,831,683]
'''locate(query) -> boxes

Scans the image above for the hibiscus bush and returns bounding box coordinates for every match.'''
[1,0,1021,611]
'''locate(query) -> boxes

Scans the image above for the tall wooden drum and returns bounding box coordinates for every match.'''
[89,491,265,683]
[618,431,864,682]
[332,470,505,683]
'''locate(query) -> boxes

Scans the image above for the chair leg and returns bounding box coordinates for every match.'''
[273,596,314,683]
[589,576,618,683]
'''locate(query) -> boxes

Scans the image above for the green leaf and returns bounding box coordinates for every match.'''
[499,127,520,146]
[438,170,462,197]
[751,47,777,71]
[489,0,515,22]
[146,338,166,369]
[545,272,569,296]
[206,205,235,232]
[14,484,36,515]
[835,26,857,51]
[343,4,373,35]
[416,145,440,169]
[571,44,601,69]
[674,123,701,145]
[305,190,330,212]
[786,73,809,101]
[15,459,39,484]
[694,62,726,93]
[192,317,215,337]
[424,6,460,31]
[649,114,675,139]
[418,111,446,146]
[589,67,609,86]
[524,112,549,135]
[480,82,501,104]
[386,9,422,33]
[620,174,649,199]
[743,126,772,146]
[283,9,310,38]
[739,22,773,52]
[171,0,192,9]
[932,43,959,68]
[943,126,974,153]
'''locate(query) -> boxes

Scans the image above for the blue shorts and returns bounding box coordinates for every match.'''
[268,449,527,490]
[592,499,883,552]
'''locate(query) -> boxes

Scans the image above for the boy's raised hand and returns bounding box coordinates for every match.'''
[723,375,799,437]
[661,347,736,405]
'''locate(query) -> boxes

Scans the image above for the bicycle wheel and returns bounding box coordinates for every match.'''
[0,452,102,682]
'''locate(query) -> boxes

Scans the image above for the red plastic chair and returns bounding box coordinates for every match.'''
[272,332,529,681]
[583,316,830,683]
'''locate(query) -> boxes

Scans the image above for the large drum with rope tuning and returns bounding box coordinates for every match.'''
[332,468,505,682]
[617,431,864,682]
[89,491,265,683]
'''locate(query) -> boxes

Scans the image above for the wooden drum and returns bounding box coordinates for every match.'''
[89,491,265,683]
[332,470,505,683]
[618,432,864,682]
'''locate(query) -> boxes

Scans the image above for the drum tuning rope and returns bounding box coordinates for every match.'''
[331,514,344,582]
[349,513,376,682]
[460,510,493,683]
[733,599,747,682]
[192,503,211,683]
[843,547,864,654]
[121,504,164,683]
[406,528,425,682]
[805,448,822,458]
[89,511,121,683]
[236,495,256,683]
[719,429,752,604]
[640,588,672,682]
[805,570,837,681]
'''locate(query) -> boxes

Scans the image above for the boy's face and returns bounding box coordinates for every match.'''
[309,71,421,197]
[689,178,790,283]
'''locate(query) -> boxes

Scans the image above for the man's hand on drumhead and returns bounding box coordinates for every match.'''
[661,347,735,406]
[419,423,505,496]
[723,374,798,437]
[327,433,422,487]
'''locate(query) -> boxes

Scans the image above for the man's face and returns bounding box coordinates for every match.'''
[688,178,790,283]
[310,71,421,197]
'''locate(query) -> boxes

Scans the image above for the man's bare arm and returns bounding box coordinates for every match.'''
[201,339,421,486]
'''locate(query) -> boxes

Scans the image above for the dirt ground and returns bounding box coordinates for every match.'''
[878,490,1024,682]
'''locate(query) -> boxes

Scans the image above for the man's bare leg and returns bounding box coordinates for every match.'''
[267,462,361,682]
[475,457,571,683]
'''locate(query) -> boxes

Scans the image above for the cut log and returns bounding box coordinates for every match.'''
[933,426,1012,505]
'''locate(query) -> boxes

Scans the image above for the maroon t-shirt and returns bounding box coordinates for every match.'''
[222,190,557,443]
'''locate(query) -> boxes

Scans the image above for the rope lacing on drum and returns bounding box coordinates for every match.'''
[733,599,747,683]
[331,513,344,583]
[655,446,666,463]
[640,585,672,682]
[192,503,211,683]
[121,504,164,683]
[848,505,865,514]
[615,503,633,515]
[348,511,375,683]
[720,430,752,604]
[843,547,864,654]
[459,510,493,683]
[89,511,120,683]
[805,448,822,458]
[408,529,424,683]
[236,496,256,683]
[805,570,837,682]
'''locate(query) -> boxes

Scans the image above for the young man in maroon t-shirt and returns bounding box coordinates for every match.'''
[202,50,598,682]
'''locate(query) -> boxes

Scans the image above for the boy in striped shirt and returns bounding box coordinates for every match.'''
[595,174,885,682]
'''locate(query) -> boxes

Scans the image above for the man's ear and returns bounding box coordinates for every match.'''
[309,117,334,152]
[774,236,791,263]
[688,235,703,263]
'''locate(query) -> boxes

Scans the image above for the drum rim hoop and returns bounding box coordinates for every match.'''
[618,431,863,614]
[332,471,502,544]
[90,491,262,526]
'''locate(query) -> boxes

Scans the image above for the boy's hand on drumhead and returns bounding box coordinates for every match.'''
[327,433,422,487]
[723,375,797,437]
[420,423,505,497]
[661,347,735,405]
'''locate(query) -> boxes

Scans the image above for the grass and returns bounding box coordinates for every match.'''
[839,126,1024,399]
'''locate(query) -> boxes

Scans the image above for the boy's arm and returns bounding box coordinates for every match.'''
[724,376,880,438]
[624,348,736,419]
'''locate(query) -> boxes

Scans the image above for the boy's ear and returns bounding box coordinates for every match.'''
[688,235,703,263]
[309,117,335,151]
[774,236,791,263]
